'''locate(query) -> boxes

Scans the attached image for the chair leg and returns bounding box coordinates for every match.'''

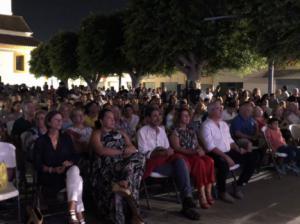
[17,195,22,224]
[271,155,282,179]
[230,171,238,190]
[172,178,181,204]
[212,184,218,200]
[142,180,151,210]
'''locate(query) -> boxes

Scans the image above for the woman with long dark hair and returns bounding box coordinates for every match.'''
[89,109,145,224]
[169,108,215,209]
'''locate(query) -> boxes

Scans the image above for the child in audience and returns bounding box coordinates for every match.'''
[265,117,300,174]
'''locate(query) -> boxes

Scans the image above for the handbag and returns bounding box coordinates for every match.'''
[0,162,8,191]
[26,206,43,224]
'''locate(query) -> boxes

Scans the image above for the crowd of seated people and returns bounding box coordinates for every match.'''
[0,82,299,223]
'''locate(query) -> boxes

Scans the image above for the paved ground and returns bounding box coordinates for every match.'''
[2,171,300,224]
[140,171,300,224]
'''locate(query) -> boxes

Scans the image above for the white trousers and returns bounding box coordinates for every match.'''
[66,165,84,213]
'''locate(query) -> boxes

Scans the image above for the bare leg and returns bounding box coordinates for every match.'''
[199,186,210,209]
[68,201,78,224]
[206,183,215,205]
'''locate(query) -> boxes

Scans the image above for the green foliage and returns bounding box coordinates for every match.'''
[48,32,79,80]
[78,12,129,79]
[29,43,52,77]
[236,0,300,64]
[125,0,264,80]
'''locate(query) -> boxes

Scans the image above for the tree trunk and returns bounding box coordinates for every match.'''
[268,60,275,95]
[130,72,142,88]
[175,53,204,90]
[84,73,101,96]
[118,73,122,91]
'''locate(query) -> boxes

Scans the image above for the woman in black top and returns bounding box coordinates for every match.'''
[34,111,85,224]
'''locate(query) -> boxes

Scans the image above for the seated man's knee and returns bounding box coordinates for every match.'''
[173,158,189,170]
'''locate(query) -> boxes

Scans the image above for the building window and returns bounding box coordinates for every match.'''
[15,55,25,71]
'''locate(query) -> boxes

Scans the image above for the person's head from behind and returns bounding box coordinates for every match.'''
[70,108,85,126]
[252,88,260,97]
[22,100,35,118]
[239,102,253,119]
[145,106,162,127]
[12,101,21,113]
[207,101,223,120]
[292,88,299,97]
[97,109,115,130]
[273,105,283,118]
[35,110,47,129]
[85,101,99,116]
[288,102,299,113]
[268,117,279,130]
[195,101,206,115]
[270,93,275,100]
[58,103,71,118]
[276,88,282,96]
[282,85,288,92]
[45,111,63,131]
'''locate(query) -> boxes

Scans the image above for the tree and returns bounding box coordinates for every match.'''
[47,31,79,83]
[29,43,52,77]
[78,12,130,90]
[235,0,300,93]
[124,0,262,86]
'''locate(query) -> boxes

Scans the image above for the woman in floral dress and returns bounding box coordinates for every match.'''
[169,108,215,209]
[89,109,145,224]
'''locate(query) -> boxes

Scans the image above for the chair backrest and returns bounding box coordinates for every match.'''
[0,142,16,168]
[289,124,300,141]
[261,126,273,152]
[6,121,15,137]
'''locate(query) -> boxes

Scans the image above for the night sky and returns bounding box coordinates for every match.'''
[13,0,127,41]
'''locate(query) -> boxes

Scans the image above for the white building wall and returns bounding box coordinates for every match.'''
[0,0,12,15]
[0,47,61,88]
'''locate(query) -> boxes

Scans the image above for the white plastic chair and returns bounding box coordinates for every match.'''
[6,121,15,137]
[0,142,21,223]
[289,124,300,148]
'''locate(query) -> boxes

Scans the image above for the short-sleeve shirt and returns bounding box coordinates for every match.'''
[230,115,256,138]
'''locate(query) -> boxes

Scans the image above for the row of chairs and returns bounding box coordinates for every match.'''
[1,124,299,222]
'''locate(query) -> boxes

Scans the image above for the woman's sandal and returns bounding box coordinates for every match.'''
[199,198,211,209]
[207,196,215,205]
[68,210,79,224]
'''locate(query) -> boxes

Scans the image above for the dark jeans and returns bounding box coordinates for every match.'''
[208,150,258,193]
[277,145,300,164]
[154,158,193,200]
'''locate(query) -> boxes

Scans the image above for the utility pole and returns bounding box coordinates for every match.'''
[268,60,274,95]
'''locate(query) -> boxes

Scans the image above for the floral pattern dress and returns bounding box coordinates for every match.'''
[173,127,215,189]
[90,130,145,224]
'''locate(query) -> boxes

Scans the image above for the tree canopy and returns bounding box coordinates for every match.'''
[47,31,79,81]
[29,43,52,78]
[235,0,300,64]
[124,0,263,83]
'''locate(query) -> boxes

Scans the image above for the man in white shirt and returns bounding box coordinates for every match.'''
[200,88,214,101]
[222,101,237,124]
[137,107,200,220]
[200,101,257,203]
